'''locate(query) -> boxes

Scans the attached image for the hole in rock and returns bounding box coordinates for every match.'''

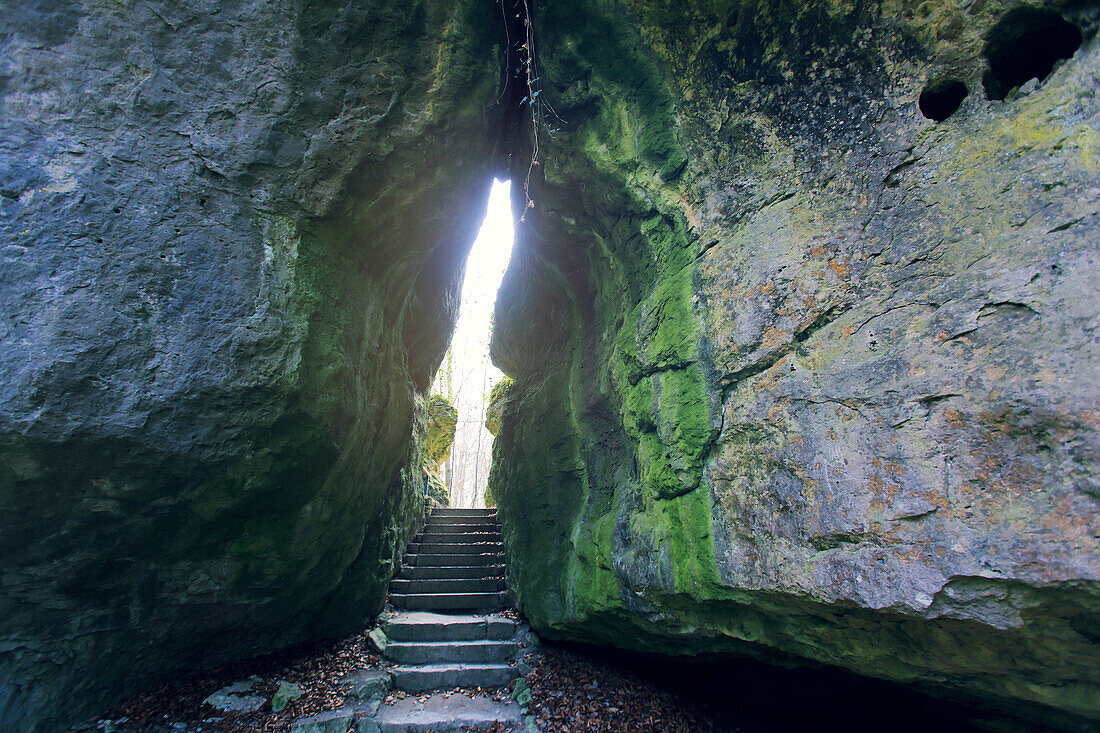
[429,178,514,509]
[982,7,1082,100]
[919,77,968,121]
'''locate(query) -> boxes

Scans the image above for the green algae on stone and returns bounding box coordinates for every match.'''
[425,395,459,469]
[489,0,1100,730]
[485,377,515,438]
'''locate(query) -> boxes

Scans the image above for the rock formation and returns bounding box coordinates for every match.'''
[0,1,501,729]
[489,0,1100,730]
[425,394,459,505]
[2,0,1098,730]
[485,377,514,440]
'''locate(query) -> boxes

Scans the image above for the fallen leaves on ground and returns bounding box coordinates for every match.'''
[61,610,733,733]
[63,629,383,732]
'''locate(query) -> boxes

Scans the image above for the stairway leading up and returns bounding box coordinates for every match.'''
[390,508,508,612]
[372,507,526,731]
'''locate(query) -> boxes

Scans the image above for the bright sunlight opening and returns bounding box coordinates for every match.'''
[432,179,514,508]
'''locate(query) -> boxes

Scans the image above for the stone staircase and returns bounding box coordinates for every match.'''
[371,507,528,731]
[390,508,508,612]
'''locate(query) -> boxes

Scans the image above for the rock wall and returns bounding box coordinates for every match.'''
[489,0,1100,728]
[425,395,458,505]
[0,1,500,729]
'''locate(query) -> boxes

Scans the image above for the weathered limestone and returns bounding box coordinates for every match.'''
[489,0,1100,729]
[0,1,501,729]
[2,0,1097,730]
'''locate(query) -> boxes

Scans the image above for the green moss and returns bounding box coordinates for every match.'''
[639,263,698,368]
[632,370,711,500]
[424,394,458,468]
[485,377,514,437]
[638,433,681,498]
[544,0,688,219]
[611,257,712,500]
[657,369,711,454]
[612,304,645,388]
[571,509,622,616]
[620,375,655,434]
[629,485,725,596]
[491,0,729,664]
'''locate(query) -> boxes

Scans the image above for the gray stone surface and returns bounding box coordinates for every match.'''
[375,693,523,732]
[383,612,517,642]
[390,663,517,692]
[385,640,518,665]
[366,628,389,654]
[390,578,506,594]
[0,0,502,730]
[3,0,1096,730]
[399,565,506,580]
[488,0,1100,730]
[288,707,356,733]
[202,677,266,712]
[271,680,304,713]
[391,591,508,611]
[381,514,520,693]
[347,669,392,705]
[405,553,506,567]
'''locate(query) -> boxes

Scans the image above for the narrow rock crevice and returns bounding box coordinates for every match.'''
[3,1,1099,731]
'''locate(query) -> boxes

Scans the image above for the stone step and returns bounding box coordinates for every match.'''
[417,529,502,541]
[420,527,499,537]
[375,692,523,732]
[427,516,499,526]
[404,553,504,567]
[399,565,504,580]
[391,578,504,594]
[390,663,516,692]
[407,542,504,555]
[415,536,502,547]
[430,508,497,517]
[374,691,523,730]
[384,640,518,665]
[390,592,508,611]
[383,612,516,642]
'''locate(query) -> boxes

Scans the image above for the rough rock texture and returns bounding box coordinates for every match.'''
[0,1,501,730]
[484,377,514,438]
[425,396,459,470]
[489,0,1100,729]
[425,395,458,505]
[483,378,513,508]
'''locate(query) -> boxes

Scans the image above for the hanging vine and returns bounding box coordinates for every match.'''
[498,0,564,223]
[516,0,540,221]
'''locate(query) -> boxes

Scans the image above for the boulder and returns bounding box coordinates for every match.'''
[0,0,502,729]
[488,0,1100,730]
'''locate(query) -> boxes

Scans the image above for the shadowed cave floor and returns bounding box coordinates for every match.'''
[61,608,994,733]
[61,625,719,732]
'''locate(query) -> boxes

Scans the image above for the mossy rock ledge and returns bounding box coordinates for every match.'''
[488,1,1100,731]
[1,0,1099,731]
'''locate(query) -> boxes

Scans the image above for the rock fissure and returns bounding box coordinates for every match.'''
[2,0,1099,731]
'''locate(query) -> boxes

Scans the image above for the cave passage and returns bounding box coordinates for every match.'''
[431,178,515,508]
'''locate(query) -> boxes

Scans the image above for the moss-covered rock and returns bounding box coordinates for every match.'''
[425,395,459,470]
[4,0,1098,729]
[0,1,501,729]
[489,0,1100,730]
[424,394,458,506]
[485,378,514,438]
